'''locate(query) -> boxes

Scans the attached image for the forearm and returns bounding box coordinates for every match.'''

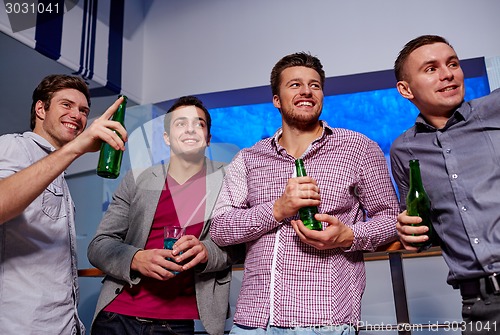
[0,145,79,225]
[201,238,245,273]
[348,214,398,252]
[210,201,280,246]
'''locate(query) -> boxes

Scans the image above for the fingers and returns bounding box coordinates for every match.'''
[397,210,430,251]
[291,214,354,250]
[99,96,125,121]
[273,177,321,222]
[172,236,208,270]
[131,249,180,280]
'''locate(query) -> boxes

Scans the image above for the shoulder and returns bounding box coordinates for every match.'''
[468,88,500,113]
[327,127,379,150]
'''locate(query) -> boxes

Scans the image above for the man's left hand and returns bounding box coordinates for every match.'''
[291,213,354,250]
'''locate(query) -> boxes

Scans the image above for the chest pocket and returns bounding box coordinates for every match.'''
[42,182,67,220]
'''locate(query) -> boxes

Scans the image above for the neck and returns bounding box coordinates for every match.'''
[167,154,205,184]
[278,122,323,158]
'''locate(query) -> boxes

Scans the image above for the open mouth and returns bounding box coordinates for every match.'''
[295,101,314,107]
[182,138,199,144]
[438,86,458,93]
[63,122,78,130]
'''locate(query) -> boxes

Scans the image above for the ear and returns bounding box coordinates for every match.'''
[163,132,170,146]
[35,100,46,121]
[272,95,281,109]
[397,80,414,100]
[206,134,212,147]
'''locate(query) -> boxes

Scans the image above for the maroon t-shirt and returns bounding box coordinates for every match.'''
[105,167,207,319]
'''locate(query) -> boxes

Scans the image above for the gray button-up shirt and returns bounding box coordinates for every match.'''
[390,88,500,286]
[0,132,84,334]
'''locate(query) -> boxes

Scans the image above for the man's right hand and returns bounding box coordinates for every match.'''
[273,176,321,222]
[65,96,128,157]
[396,210,429,251]
[131,249,183,280]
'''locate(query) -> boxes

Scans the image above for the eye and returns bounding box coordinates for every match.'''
[80,109,90,117]
[175,120,187,127]
[449,62,459,68]
[311,83,322,89]
[290,82,300,88]
[425,66,436,73]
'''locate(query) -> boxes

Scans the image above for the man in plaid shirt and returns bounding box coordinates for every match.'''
[210,52,399,334]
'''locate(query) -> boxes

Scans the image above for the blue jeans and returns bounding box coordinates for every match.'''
[91,311,195,335]
[230,323,356,335]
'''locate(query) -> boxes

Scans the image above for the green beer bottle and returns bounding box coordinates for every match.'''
[406,159,433,250]
[96,95,127,179]
[295,159,323,231]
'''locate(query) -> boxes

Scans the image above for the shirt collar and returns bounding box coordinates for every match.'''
[271,120,333,153]
[414,100,469,133]
[23,131,56,153]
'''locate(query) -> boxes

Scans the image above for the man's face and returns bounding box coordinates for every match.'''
[164,105,211,158]
[397,42,465,120]
[34,88,90,149]
[272,66,324,129]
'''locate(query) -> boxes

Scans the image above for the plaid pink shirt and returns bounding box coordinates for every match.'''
[210,122,399,328]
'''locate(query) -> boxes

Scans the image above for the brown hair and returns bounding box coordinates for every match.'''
[394,35,453,81]
[270,52,325,96]
[163,96,212,137]
[30,74,91,130]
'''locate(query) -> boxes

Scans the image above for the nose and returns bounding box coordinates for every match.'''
[440,66,454,81]
[300,85,312,96]
[185,122,196,133]
[68,107,81,119]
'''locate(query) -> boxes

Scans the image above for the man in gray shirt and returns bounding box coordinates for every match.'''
[390,35,500,334]
[0,74,127,334]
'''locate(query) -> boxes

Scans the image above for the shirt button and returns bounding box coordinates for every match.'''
[451,174,458,179]
[446,149,451,153]
[473,238,480,244]
[461,206,467,211]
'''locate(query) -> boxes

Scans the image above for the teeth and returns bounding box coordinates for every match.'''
[64,123,77,129]
[297,101,313,106]
[441,87,455,92]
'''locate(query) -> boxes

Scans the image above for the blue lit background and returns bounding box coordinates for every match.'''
[153,57,490,158]
[209,76,490,155]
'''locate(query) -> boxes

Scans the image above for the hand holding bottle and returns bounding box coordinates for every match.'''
[291,213,354,250]
[396,210,430,251]
[272,175,321,223]
[97,95,128,178]
[65,95,128,156]
[405,159,433,251]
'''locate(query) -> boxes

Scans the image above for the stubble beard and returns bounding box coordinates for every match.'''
[281,108,321,131]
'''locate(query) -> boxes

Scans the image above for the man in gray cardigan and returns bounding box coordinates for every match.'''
[88,96,244,335]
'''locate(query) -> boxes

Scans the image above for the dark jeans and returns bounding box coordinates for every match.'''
[91,311,195,335]
[461,278,500,335]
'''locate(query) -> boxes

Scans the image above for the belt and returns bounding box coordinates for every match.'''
[135,317,169,324]
[458,273,500,298]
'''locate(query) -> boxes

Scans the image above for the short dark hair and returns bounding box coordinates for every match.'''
[394,35,453,81]
[31,74,91,130]
[270,52,325,96]
[163,96,211,136]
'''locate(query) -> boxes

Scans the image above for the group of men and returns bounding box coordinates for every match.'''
[0,34,498,335]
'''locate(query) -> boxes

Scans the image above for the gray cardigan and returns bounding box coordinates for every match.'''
[87,159,244,335]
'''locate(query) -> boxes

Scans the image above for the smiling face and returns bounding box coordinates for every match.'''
[273,66,324,130]
[397,42,465,125]
[164,105,211,158]
[33,88,90,149]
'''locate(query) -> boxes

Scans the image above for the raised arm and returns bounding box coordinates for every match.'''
[0,97,127,225]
